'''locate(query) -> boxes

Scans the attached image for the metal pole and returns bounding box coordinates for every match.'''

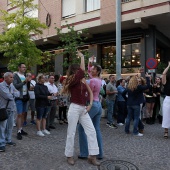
[116,0,121,80]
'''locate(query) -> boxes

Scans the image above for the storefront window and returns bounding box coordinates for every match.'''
[156,48,161,63]
[131,43,141,66]
[122,44,131,67]
[102,42,141,72]
[102,45,116,71]
[122,43,141,67]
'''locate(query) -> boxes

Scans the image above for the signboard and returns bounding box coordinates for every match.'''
[146,58,158,69]
[148,69,155,73]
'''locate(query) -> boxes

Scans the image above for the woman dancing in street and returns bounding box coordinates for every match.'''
[78,56,103,160]
[63,51,100,166]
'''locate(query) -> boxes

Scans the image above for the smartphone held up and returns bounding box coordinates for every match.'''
[89,56,96,63]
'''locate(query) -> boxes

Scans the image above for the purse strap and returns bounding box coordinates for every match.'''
[5,100,10,109]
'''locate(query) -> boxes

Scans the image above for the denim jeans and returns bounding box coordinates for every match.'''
[65,103,99,157]
[0,111,14,147]
[78,101,103,158]
[46,100,57,126]
[117,101,127,124]
[125,105,140,135]
[106,99,115,124]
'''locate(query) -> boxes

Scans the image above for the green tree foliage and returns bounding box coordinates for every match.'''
[0,0,47,71]
[37,51,55,74]
[157,61,169,74]
[55,22,90,69]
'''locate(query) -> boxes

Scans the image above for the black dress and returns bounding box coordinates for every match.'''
[145,85,156,103]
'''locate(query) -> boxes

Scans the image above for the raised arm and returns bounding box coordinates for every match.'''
[77,50,85,71]
[137,73,151,91]
[162,61,170,85]
[88,55,94,78]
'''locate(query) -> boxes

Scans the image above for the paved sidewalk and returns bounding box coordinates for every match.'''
[0,117,170,170]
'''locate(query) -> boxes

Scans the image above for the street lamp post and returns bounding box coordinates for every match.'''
[116,0,122,80]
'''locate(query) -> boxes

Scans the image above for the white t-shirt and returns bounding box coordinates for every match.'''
[44,82,58,100]
[28,80,36,99]
[102,79,106,86]
[18,72,27,95]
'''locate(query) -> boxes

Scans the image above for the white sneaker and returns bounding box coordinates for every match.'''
[117,123,124,126]
[13,123,16,127]
[42,129,50,135]
[37,131,45,137]
[134,133,143,137]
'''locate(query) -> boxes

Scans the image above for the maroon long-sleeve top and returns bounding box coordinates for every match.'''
[69,68,89,106]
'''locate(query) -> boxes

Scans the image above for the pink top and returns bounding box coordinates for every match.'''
[89,78,102,101]
[88,63,102,101]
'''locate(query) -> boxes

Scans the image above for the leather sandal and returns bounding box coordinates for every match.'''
[67,157,75,165]
[164,132,168,139]
[88,155,100,166]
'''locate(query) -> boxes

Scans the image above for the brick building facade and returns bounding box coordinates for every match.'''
[36,0,170,76]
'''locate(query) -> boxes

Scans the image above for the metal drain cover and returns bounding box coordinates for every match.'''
[99,160,139,170]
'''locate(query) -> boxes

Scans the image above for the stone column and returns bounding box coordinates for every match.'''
[144,25,156,72]
[55,54,63,75]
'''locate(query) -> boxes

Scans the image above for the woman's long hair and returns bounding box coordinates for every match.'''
[92,63,102,77]
[62,64,80,94]
[127,76,138,91]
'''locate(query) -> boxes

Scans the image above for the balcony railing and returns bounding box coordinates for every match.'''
[121,0,137,3]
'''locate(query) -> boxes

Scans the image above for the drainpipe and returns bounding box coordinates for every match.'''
[116,0,122,80]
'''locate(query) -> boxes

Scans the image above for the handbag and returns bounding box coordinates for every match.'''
[0,100,10,121]
[22,93,30,102]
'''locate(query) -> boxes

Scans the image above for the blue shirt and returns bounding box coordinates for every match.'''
[117,85,126,101]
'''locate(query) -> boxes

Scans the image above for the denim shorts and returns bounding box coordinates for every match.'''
[15,100,28,114]
[36,107,48,120]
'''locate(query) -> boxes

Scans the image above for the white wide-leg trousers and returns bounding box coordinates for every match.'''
[65,103,99,157]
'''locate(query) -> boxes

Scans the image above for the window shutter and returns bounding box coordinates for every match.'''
[62,0,76,18]
[86,0,100,12]
[94,0,100,10]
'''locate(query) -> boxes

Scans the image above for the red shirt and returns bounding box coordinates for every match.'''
[69,68,89,106]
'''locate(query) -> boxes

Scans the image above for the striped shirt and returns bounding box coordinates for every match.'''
[0,81,19,111]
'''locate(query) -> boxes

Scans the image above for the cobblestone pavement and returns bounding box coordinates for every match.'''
[0,116,170,170]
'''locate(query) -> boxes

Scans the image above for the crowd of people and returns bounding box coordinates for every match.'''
[0,52,170,166]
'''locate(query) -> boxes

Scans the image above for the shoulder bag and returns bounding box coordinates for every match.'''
[0,100,10,121]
